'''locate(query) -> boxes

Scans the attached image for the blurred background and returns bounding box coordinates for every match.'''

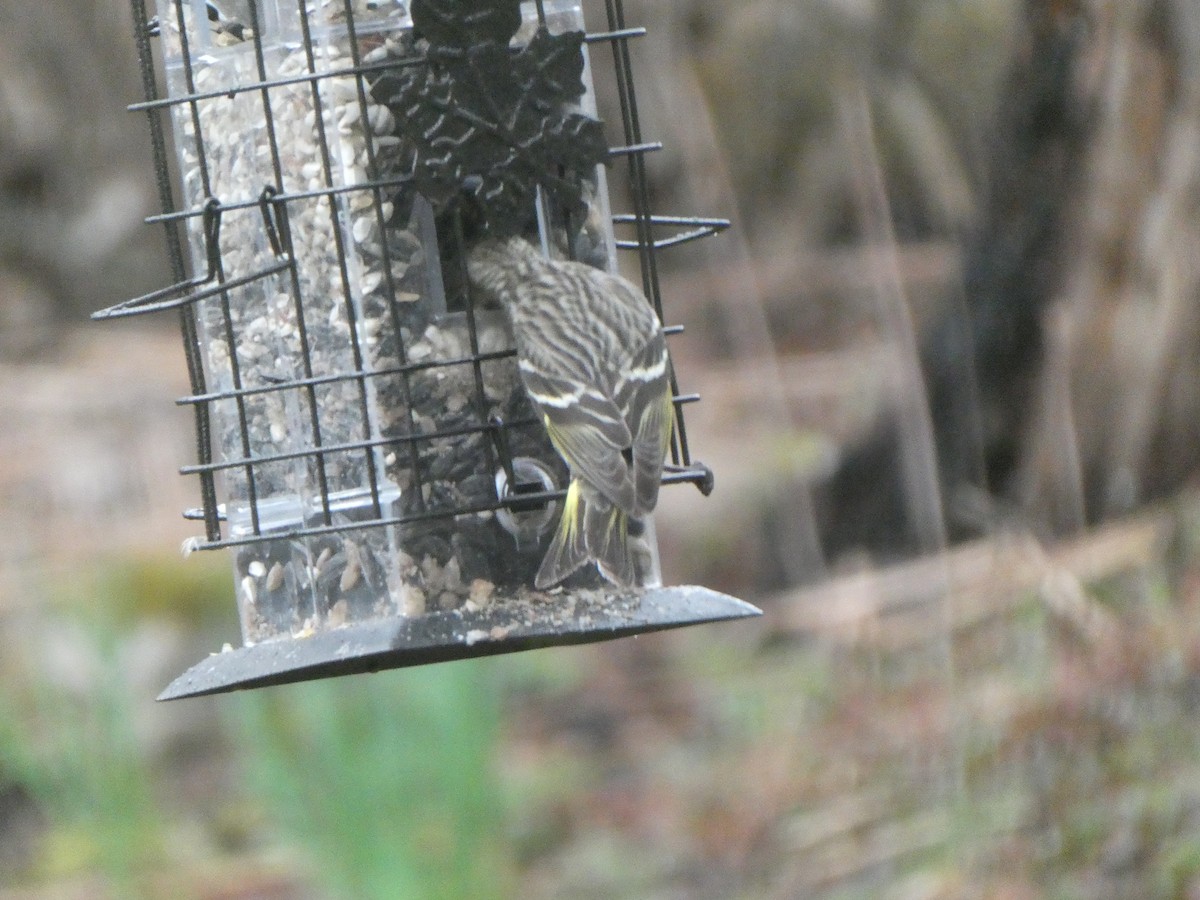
[5,0,1200,896]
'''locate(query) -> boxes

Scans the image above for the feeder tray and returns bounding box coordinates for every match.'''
[159,585,757,699]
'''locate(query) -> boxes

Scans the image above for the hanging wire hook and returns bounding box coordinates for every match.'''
[199,196,224,281]
[258,185,289,258]
[91,192,289,320]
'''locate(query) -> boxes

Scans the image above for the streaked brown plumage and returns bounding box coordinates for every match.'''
[467,235,673,588]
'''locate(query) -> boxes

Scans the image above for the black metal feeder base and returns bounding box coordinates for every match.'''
[159,586,760,700]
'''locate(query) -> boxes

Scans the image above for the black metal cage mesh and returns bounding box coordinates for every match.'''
[96,0,756,696]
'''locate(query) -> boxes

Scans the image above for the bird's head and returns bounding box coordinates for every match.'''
[465,235,543,300]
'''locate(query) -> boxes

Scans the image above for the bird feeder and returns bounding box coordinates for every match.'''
[96,0,759,700]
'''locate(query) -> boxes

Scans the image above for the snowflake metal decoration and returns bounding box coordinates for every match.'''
[377,0,609,234]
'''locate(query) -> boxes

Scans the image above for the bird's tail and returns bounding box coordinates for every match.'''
[535,479,591,589]
[535,480,638,589]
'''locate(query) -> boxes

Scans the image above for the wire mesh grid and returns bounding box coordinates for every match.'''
[95,0,740,658]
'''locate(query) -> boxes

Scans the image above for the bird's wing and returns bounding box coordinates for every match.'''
[614,331,673,517]
[519,362,637,513]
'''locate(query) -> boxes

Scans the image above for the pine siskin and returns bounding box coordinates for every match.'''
[467,235,674,589]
